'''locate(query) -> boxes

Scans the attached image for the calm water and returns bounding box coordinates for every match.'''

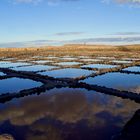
[12,65,57,72]
[0,72,6,76]
[47,56,59,59]
[97,57,115,60]
[81,64,117,69]
[81,59,101,62]
[122,58,140,61]
[0,78,42,94]
[112,60,132,64]
[32,60,53,64]
[38,68,94,78]
[123,66,140,72]
[81,72,140,93]
[56,62,81,66]
[0,57,140,140]
[0,61,11,66]
[0,88,139,140]
[3,58,16,61]
[60,57,77,60]
[0,61,31,68]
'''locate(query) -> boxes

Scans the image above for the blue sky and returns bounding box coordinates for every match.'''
[0,0,140,43]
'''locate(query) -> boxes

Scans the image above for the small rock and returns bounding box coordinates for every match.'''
[0,134,14,140]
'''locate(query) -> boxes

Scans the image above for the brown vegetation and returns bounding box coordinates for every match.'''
[0,44,140,58]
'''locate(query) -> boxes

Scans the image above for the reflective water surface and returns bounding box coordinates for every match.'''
[0,72,6,76]
[123,66,140,72]
[112,60,132,64]
[0,78,42,94]
[81,64,118,69]
[11,65,57,72]
[0,88,139,140]
[0,61,31,68]
[32,60,53,64]
[96,57,115,60]
[82,72,140,93]
[81,59,101,62]
[60,57,77,60]
[38,68,94,78]
[56,62,81,66]
[0,56,140,140]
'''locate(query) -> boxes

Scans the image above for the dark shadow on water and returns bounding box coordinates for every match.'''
[113,109,140,140]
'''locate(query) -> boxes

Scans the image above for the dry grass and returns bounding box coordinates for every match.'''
[0,44,139,58]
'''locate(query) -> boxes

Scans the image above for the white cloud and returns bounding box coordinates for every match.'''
[116,0,140,3]
[54,32,85,36]
[102,0,140,4]
[12,0,140,5]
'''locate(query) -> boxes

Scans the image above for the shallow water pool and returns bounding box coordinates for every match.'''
[112,60,132,64]
[123,66,140,72]
[0,77,42,94]
[0,61,31,68]
[56,62,81,66]
[38,68,94,78]
[81,72,140,93]
[81,64,117,69]
[32,60,53,64]
[12,65,57,72]
[0,72,6,76]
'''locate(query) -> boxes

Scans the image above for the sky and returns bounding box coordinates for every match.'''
[0,0,140,45]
